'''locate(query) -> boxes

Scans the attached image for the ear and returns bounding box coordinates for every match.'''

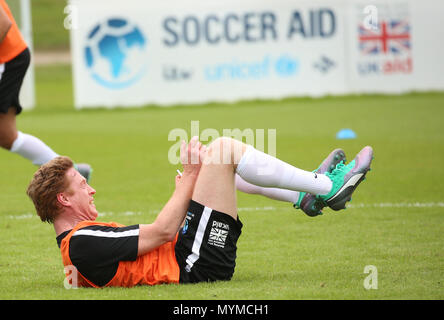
[56,192,71,207]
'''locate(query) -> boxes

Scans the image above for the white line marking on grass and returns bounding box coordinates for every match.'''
[238,206,276,212]
[347,202,444,208]
[5,202,443,220]
[7,213,35,220]
[98,211,145,217]
[5,206,277,220]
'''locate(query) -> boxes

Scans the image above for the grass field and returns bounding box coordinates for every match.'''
[0,64,443,300]
[31,0,70,51]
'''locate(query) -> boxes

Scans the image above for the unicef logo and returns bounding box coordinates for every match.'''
[84,18,147,89]
[274,55,299,77]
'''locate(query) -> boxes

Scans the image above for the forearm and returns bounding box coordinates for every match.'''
[138,137,204,256]
[154,172,198,239]
[137,172,198,256]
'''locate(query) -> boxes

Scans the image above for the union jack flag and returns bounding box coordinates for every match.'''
[209,228,228,244]
[359,20,411,55]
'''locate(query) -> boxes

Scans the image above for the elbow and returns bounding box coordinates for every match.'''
[155,223,177,243]
[163,229,178,243]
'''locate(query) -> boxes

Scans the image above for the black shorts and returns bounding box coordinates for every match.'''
[0,48,30,115]
[175,200,243,283]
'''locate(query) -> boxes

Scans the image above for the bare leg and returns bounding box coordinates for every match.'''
[0,107,18,150]
[0,107,59,165]
[191,137,246,220]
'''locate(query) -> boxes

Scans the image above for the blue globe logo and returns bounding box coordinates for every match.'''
[84,18,147,89]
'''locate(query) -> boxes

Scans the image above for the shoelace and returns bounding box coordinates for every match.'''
[326,161,346,178]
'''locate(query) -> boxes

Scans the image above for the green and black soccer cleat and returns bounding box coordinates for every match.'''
[294,148,346,217]
[317,146,373,211]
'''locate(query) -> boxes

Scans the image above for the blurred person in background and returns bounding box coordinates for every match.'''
[0,0,91,181]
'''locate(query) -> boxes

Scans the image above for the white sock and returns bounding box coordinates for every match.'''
[235,174,300,203]
[235,146,332,195]
[10,131,59,166]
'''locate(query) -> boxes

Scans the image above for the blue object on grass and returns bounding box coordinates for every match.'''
[336,129,357,139]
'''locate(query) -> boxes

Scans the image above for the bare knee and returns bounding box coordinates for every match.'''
[208,137,233,151]
[205,137,246,166]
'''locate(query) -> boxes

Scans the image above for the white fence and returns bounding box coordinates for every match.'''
[69,0,444,109]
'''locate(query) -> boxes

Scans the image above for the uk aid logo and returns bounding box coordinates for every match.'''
[357,7,412,76]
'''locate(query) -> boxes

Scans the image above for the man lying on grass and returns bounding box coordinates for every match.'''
[27,136,373,287]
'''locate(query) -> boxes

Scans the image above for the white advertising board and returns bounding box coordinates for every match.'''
[69,0,444,109]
